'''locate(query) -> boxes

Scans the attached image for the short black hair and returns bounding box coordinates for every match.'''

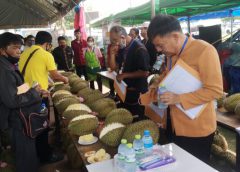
[26,35,35,40]
[130,28,139,35]
[148,14,182,41]
[35,31,52,45]
[0,32,23,49]
[58,36,66,42]
[74,28,80,33]
[87,36,94,42]
[110,26,127,36]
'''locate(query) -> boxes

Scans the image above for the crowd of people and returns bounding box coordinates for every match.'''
[0,14,223,172]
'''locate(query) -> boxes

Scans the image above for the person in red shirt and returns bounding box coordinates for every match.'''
[71,29,88,80]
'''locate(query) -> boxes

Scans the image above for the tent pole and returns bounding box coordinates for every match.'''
[151,0,155,18]
[187,16,191,33]
[230,10,233,38]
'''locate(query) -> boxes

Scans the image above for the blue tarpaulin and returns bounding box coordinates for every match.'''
[179,7,240,21]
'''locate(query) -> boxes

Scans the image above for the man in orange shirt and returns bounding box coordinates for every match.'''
[147,15,223,163]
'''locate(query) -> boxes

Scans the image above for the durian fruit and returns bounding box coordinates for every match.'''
[217,97,225,108]
[55,97,80,114]
[64,104,91,113]
[222,150,236,167]
[52,90,72,98]
[234,103,240,118]
[122,120,160,144]
[77,87,94,99]
[68,114,98,136]
[67,73,79,80]
[62,104,92,120]
[84,90,104,106]
[69,76,80,86]
[52,94,76,105]
[70,81,89,94]
[79,134,95,142]
[69,78,82,87]
[223,93,240,112]
[211,144,224,157]
[67,144,83,169]
[61,71,74,77]
[212,131,228,151]
[99,123,126,147]
[105,108,133,125]
[91,98,117,118]
[53,83,71,92]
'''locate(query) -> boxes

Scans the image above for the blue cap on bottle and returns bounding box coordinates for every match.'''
[144,130,150,136]
[41,103,46,108]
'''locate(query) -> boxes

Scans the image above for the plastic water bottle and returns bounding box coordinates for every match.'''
[142,130,153,157]
[153,54,165,71]
[117,139,127,168]
[125,143,136,172]
[40,103,47,113]
[158,85,168,109]
[133,135,144,161]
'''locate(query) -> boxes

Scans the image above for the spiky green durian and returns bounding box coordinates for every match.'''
[70,81,89,94]
[55,97,79,114]
[223,93,240,112]
[122,120,159,144]
[84,91,104,106]
[77,87,94,99]
[213,131,228,151]
[105,108,133,125]
[62,104,92,120]
[211,144,224,157]
[91,98,117,118]
[68,115,98,136]
[99,123,125,147]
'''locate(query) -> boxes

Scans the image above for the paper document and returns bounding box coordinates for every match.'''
[113,72,127,102]
[17,83,30,95]
[161,59,207,119]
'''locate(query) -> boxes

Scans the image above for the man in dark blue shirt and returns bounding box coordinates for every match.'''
[109,26,150,120]
[52,36,74,71]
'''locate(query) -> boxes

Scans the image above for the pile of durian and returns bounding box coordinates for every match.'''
[217,93,240,117]
[52,71,160,167]
[211,130,236,167]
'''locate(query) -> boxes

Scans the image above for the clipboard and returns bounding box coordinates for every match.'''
[113,72,127,102]
[160,59,207,119]
[98,71,116,80]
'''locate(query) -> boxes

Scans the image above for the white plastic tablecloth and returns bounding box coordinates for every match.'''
[86,143,218,172]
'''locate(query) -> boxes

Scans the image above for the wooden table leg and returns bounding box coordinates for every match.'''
[236,127,240,172]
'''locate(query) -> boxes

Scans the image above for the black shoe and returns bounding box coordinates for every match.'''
[41,153,64,164]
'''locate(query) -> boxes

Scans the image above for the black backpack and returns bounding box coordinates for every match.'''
[19,102,49,138]
[20,49,49,138]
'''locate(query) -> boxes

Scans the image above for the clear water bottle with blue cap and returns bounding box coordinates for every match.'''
[39,103,47,113]
[117,139,127,168]
[158,84,168,109]
[142,130,153,156]
[153,54,165,71]
[124,143,136,172]
[133,135,144,161]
